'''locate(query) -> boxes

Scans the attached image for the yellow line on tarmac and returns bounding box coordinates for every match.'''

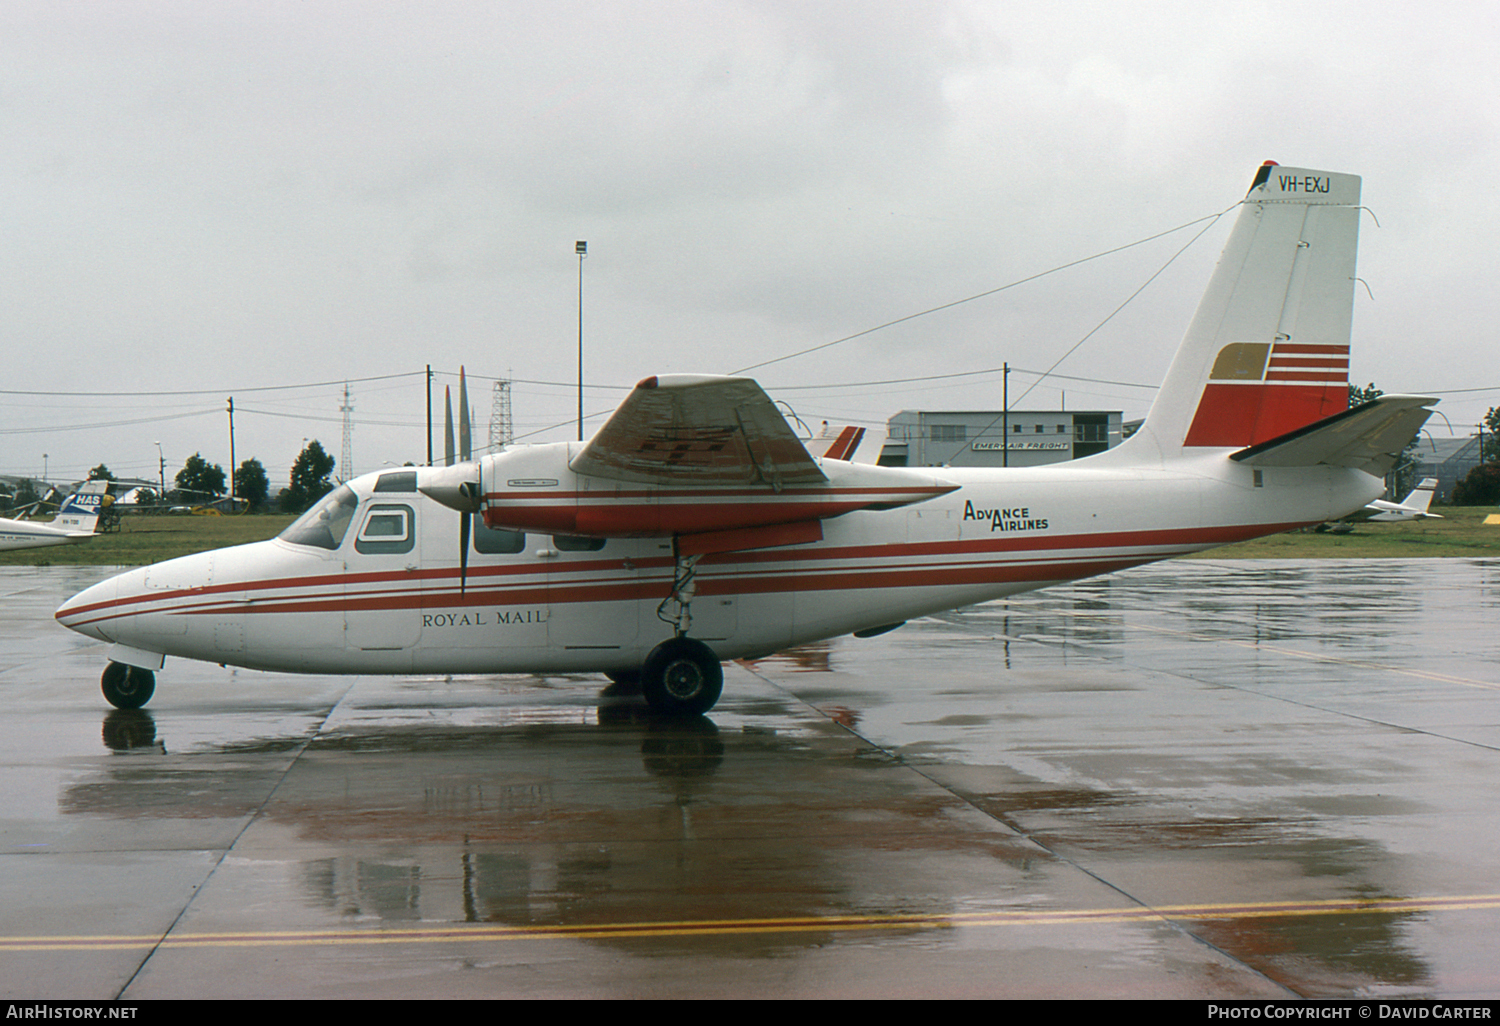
[5,894,1500,953]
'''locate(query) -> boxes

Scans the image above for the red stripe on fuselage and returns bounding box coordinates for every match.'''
[56,520,1310,628]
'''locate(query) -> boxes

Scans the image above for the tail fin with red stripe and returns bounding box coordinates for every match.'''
[806,425,866,462]
[1120,162,1362,461]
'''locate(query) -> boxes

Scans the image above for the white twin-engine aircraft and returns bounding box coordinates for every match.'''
[57,163,1436,715]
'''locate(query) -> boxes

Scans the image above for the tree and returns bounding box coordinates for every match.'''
[279,441,336,513]
[175,453,226,500]
[234,458,270,510]
[1452,463,1500,506]
[88,464,115,481]
[1481,407,1500,465]
[1349,382,1383,408]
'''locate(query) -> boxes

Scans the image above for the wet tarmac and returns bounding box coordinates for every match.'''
[3,559,1499,1000]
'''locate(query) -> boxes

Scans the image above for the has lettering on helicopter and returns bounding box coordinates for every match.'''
[56,162,1438,716]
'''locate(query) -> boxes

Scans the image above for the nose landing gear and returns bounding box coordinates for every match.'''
[101,661,156,710]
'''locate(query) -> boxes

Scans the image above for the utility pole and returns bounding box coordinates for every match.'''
[227,397,236,502]
[577,240,587,441]
[426,365,433,466]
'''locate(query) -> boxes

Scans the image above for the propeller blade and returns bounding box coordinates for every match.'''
[458,366,472,462]
[443,386,455,467]
[459,511,471,595]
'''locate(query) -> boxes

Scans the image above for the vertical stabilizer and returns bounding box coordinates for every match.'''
[53,479,111,534]
[1401,477,1438,513]
[1128,163,1361,459]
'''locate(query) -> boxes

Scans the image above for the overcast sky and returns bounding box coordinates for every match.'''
[3,0,1496,489]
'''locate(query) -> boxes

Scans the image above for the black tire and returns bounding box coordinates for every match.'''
[101,661,156,710]
[641,637,723,716]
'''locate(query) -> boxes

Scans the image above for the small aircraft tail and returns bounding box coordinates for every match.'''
[1114,163,1364,463]
[52,480,111,534]
[805,425,866,462]
[1400,477,1439,513]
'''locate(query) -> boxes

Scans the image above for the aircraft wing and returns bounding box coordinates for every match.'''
[1230,394,1438,475]
[569,375,827,490]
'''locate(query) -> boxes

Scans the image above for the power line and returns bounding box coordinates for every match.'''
[0,370,425,398]
[730,207,1235,376]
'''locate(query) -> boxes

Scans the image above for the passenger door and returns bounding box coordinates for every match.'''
[345,499,423,652]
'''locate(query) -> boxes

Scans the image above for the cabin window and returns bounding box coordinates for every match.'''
[373,470,418,493]
[355,504,415,554]
[554,534,606,552]
[279,485,359,550]
[473,515,525,554]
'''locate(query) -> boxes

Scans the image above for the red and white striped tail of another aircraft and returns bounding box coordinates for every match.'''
[56,163,1437,715]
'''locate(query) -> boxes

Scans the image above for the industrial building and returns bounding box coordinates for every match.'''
[877,409,1123,468]
[1408,435,1484,502]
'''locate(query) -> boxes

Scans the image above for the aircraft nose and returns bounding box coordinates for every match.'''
[55,572,121,642]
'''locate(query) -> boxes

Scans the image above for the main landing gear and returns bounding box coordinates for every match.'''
[637,550,725,716]
[101,661,156,710]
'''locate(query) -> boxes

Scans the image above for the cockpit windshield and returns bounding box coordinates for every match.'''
[278,484,359,550]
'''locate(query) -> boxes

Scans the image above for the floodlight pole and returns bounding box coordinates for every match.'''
[1002,363,1009,468]
[227,397,236,503]
[576,240,587,441]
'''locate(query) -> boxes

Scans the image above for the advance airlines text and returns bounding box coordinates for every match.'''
[962,502,1048,533]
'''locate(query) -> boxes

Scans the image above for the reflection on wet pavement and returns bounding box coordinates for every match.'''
[2,560,1497,998]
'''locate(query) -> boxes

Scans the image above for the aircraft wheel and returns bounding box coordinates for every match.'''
[641,638,723,716]
[101,661,155,710]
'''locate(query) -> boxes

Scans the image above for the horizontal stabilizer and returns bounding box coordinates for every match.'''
[1230,394,1437,474]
